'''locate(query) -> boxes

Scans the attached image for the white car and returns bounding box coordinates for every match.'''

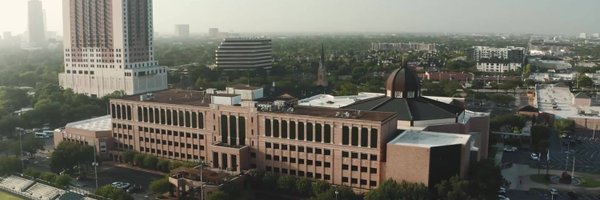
[530,153,540,160]
[503,146,518,152]
[498,195,510,200]
[549,188,558,196]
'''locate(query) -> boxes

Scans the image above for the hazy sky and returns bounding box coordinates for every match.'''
[1,0,599,36]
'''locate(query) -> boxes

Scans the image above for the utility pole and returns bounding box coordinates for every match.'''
[17,127,24,173]
[92,144,99,190]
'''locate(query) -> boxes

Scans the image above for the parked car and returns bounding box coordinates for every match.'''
[111,182,131,190]
[498,187,506,195]
[531,153,540,161]
[498,194,510,200]
[504,146,518,152]
[549,188,558,196]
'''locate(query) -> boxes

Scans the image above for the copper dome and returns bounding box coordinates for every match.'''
[386,67,420,98]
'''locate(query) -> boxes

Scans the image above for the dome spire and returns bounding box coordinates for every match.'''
[385,61,420,99]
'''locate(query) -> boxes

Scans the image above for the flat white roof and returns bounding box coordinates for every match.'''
[65,115,112,131]
[536,84,600,119]
[297,92,384,108]
[389,130,471,148]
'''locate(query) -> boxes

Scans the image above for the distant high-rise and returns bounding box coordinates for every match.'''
[215,38,273,70]
[58,0,168,97]
[209,28,219,37]
[579,33,587,39]
[28,0,46,48]
[593,33,600,38]
[316,44,328,87]
[175,24,190,38]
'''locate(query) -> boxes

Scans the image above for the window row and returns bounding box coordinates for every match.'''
[138,127,204,140]
[264,119,332,143]
[341,177,377,187]
[139,137,205,150]
[265,166,331,181]
[111,104,132,120]
[265,142,331,155]
[136,106,205,129]
[140,147,202,161]
[341,126,378,148]
[341,151,378,161]
[265,155,331,168]
[341,164,377,174]
[113,123,133,130]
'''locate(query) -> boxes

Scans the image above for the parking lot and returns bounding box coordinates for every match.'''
[76,164,164,199]
[548,136,600,174]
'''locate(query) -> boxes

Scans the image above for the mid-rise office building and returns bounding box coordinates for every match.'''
[214,38,273,70]
[476,60,522,73]
[28,0,46,48]
[58,0,168,97]
[175,24,190,38]
[57,67,489,193]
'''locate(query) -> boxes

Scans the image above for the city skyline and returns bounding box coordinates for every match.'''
[1,0,600,36]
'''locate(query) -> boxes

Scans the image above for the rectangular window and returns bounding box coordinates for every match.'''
[324,162,331,168]
[351,152,358,159]
[370,168,377,174]
[273,119,280,138]
[342,126,349,145]
[351,127,359,146]
[290,121,296,139]
[324,149,331,156]
[371,129,378,148]
[221,115,228,144]
[324,124,331,143]
[298,122,305,140]
[342,151,349,157]
[315,124,322,142]
[281,120,288,139]
[361,153,368,160]
[306,123,313,141]
[265,119,271,136]
[361,128,369,147]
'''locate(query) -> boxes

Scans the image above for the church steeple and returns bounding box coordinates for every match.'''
[316,43,328,87]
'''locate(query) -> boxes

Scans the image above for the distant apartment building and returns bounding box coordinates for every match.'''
[467,46,525,73]
[58,0,168,97]
[209,28,219,37]
[579,33,587,39]
[476,61,522,73]
[419,71,474,84]
[466,46,525,63]
[175,24,190,38]
[28,0,46,48]
[214,38,273,70]
[371,42,436,52]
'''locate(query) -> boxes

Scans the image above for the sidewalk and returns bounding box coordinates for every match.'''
[503,164,600,192]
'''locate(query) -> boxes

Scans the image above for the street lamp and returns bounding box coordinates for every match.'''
[333,185,339,200]
[194,159,211,200]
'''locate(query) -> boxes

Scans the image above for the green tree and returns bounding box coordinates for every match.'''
[296,178,313,195]
[531,125,551,153]
[0,156,20,175]
[54,174,72,187]
[577,75,594,88]
[554,119,575,135]
[312,186,360,200]
[133,154,145,167]
[143,155,158,169]
[95,185,134,200]
[468,159,503,200]
[206,190,230,200]
[41,172,58,183]
[261,172,278,190]
[156,159,170,172]
[364,179,428,200]
[435,176,474,200]
[277,175,297,192]
[50,141,94,173]
[311,180,331,195]
[121,150,136,165]
[149,178,171,194]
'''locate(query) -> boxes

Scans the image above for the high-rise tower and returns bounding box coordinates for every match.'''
[316,44,328,87]
[58,0,168,97]
[28,0,46,48]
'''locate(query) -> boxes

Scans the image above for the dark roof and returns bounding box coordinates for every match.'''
[343,96,463,121]
[229,84,262,90]
[386,67,420,95]
[119,89,211,106]
[518,105,539,112]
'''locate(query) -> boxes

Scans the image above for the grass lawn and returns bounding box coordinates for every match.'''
[581,177,600,188]
[0,191,23,200]
[530,174,552,185]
